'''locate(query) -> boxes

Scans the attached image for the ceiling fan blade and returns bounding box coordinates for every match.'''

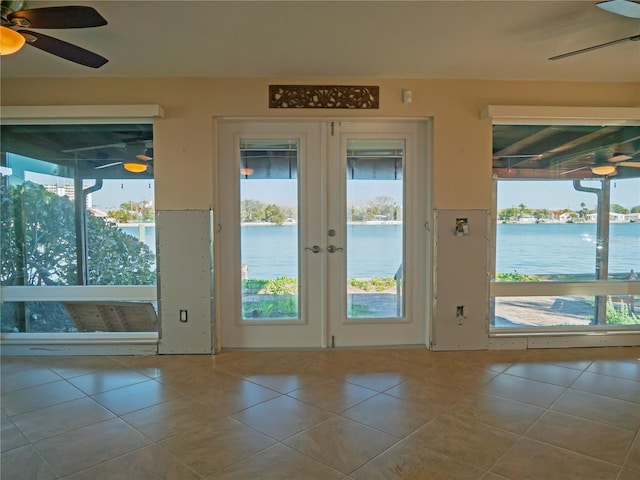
[559,166,589,175]
[19,30,108,68]
[61,143,126,153]
[549,34,640,60]
[617,161,640,167]
[8,6,107,29]
[597,0,640,19]
[95,162,123,170]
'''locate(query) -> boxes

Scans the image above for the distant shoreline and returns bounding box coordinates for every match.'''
[241,221,404,226]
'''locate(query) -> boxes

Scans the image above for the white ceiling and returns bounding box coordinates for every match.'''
[1,0,639,82]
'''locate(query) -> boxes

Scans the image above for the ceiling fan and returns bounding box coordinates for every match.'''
[549,0,640,60]
[61,141,154,174]
[97,143,154,173]
[560,148,640,176]
[0,0,108,68]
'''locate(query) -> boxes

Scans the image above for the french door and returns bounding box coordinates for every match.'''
[216,120,429,348]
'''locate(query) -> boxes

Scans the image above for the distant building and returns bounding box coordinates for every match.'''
[43,183,93,207]
[586,212,631,222]
[88,208,108,218]
[558,212,574,223]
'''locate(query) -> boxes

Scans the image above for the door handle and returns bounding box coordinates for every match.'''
[327,245,344,253]
[305,245,322,253]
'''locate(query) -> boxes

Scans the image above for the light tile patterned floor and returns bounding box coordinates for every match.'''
[1,346,639,479]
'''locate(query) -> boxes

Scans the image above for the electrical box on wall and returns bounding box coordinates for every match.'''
[432,209,491,350]
[455,218,469,236]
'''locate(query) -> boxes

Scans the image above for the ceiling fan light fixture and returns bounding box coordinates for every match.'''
[0,26,25,55]
[123,162,148,173]
[591,163,616,176]
[597,0,640,19]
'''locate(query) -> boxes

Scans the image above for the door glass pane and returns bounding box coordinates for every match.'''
[240,139,299,320]
[346,139,404,318]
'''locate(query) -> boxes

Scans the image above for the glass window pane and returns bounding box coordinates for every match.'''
[492,123,640,330]
[1,123,157,333]
[1,161,78,287]
[88,179,156,285]
[1,301,159,333]
[346,139,404,318]
[240,139,299,320]
[493,296,639,328]
[495,178,639,282]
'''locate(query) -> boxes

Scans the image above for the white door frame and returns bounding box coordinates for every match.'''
[215,118,432,349]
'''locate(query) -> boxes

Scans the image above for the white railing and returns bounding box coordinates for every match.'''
[0,285,157,302]
[491,280,640,297]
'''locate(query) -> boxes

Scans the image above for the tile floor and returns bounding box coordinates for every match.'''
[1,346,639,479]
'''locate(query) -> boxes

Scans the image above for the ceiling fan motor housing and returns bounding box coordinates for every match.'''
[1,1,25,19]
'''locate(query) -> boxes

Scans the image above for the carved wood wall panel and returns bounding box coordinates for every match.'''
[269,85,379,109]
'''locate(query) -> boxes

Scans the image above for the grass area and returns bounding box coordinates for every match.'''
[243,276,397,293]
[243,297,297,319]
[241,276,396,319]
[348,303,374,317]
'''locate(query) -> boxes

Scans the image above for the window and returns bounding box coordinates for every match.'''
[491,123,640,331]
[1,122,157,333]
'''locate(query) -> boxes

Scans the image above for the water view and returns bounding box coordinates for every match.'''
[237,223,639,279]
[120,222,639,278]
[496,223,639,276]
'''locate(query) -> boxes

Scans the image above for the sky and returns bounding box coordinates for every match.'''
[242,178,639,212]
[69,177,640,212]
[89,179,155,210]
[497,179,640,211]
[12,168,639,213]
[242,179,403,208]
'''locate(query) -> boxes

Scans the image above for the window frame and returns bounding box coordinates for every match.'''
[0,105,163,351]
[486,106,640,338]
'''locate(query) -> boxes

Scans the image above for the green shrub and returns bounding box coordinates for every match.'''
[263,277,298,295]
[371,276,396,291]
[496,271,541,282]
[349,276,396,291]
[350,278,373,291]
[606,299,640,325]
[242,279,268,294]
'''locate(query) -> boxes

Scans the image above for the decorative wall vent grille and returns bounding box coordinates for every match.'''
[269,85,379,109]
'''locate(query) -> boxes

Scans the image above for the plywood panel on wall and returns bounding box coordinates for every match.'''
[156,209,214,354]
[432,209,490,350]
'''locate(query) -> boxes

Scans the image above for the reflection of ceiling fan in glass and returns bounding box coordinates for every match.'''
[62,142,154,174]
[0,0,108,68]
[561,148,640,177]
[549,0,640,60]
[95,143,154,173]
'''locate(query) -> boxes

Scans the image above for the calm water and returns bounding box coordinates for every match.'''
[496,223,639,276]
[241,224,403,279]
[240,223,639,279]
[120,225,156,254]
[121,223,639,279]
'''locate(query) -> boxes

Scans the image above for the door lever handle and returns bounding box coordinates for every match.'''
[327,245,344,253]
[305,245,322,253]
